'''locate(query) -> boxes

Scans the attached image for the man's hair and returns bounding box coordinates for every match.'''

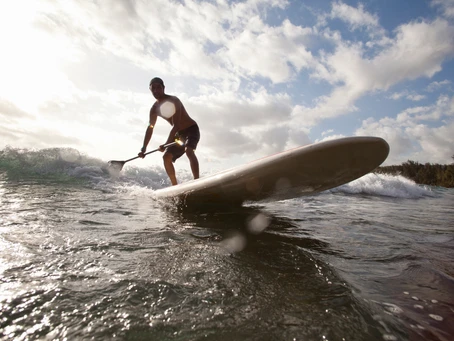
[150,77,164,86]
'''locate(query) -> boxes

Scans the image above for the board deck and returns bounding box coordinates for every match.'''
[153,136,389,207]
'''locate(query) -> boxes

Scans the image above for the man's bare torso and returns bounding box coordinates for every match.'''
[151,95,196,132]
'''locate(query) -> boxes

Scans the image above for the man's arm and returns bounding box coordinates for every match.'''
[139,108,158,158]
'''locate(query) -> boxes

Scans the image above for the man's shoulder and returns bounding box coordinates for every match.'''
[165,94,181,103]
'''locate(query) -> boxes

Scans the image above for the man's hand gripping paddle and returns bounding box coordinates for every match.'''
[107,141,179,175]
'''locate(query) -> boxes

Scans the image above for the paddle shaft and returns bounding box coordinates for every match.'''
[124,141,178,163]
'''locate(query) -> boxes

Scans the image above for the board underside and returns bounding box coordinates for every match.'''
[153,136,390,208]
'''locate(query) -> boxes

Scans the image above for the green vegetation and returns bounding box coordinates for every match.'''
[377,157,454,188]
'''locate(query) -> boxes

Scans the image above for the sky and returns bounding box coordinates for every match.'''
[1,0,454,174]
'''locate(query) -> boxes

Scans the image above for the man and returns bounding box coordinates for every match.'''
[138,77,200,186]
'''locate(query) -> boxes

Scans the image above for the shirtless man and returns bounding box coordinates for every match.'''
[138,77,200,185]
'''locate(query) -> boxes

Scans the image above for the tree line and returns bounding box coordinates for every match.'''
[376,157,454,188]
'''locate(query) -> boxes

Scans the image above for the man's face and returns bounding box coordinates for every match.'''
[150,83,165,100]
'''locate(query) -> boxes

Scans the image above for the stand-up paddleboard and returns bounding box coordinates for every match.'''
[154,136,389,207]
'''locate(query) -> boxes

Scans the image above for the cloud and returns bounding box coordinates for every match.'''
[315,1,388,47]
[330,1,380,31]
[224,19,315,83]
[431,0,454,18]
[0,124,82,151]
[407,94,426,101]
[322,129,334,136]
[27,0,306,92]
[22,1,454,131]
[337,19,452,89]
[389,91,426,101]
[389,92,406,100]
[398,95,454,121]
[372,19,454,84]
[185,87,294,160]
[356,95,454,164]
[426,79,452,92]
[0,99,34,120]
[316,133,346,142]
[408,122,454,162]
[290,85,360,128]
[302,18,454,126]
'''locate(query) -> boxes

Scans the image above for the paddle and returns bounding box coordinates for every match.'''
[107,141,178,173]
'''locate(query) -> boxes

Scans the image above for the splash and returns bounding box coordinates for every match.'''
[331,173,434,199]
[0,146,103,180]
[0,147,170,191]
[2,147,436,200]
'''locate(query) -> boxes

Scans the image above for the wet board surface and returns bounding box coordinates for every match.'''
[154,136,389,207]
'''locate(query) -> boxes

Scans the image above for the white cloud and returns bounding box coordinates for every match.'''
[0,99,34,120]
[426,79,452,92]
[407,94,426,101]
[302,18,454,127]
[356,95,454,164]
[322,129,334,136]
[290,84,360,128]
[224,19,315,83]
[186,87,294,161]
[372,19,454,85]
[389,91,407,100]
[330,1,380,31]
[398,95,454,123]
[316,1,389,47]
[389,91,426,101]
[316,134,346,142]
[431,0,454,18]
[28,0,307,89]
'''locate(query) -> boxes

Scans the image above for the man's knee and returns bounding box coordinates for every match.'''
[185,147,196,157]
[163,152,173,163]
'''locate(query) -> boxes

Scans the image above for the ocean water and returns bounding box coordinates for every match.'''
[0,147,453,341]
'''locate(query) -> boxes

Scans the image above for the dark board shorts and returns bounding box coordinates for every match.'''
[167,124,200,162]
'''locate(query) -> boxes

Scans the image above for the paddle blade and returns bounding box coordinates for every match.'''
[107,160,126,176]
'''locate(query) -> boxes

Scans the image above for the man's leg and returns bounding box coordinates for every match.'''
[185,147,199,179]
[163,152,178,185]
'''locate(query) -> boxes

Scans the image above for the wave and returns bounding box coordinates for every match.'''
[0,147,436,200]
[0,147,171,190]
[330,173,435,199]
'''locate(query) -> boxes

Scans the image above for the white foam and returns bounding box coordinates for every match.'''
[0,147,438,200]
[68,165,104,178]
[429,314,443,321]
[330,173,434,199]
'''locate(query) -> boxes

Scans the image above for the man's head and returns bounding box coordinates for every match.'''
[150,77,164,87]
[149,77,165,100]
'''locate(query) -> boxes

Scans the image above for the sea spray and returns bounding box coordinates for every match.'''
[0,147,189,192]
[1,147,436,200]
[330,173,434,199]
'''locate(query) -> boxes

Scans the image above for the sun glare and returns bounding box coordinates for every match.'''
[0,2,80,113]
[160,101,176,118]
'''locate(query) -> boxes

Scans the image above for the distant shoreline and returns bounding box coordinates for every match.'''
[376,160,454,188]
